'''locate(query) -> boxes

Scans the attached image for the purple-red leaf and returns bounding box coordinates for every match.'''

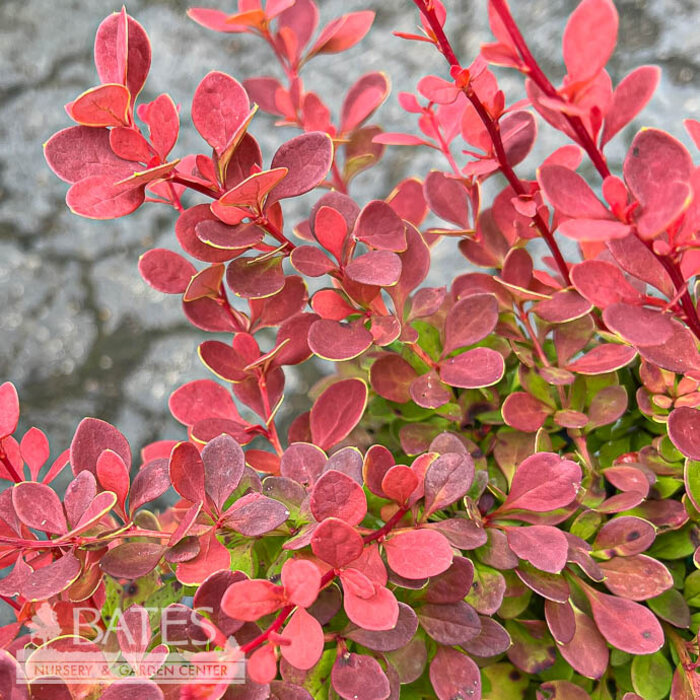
[267,132,334,203]
[429,646,481,700]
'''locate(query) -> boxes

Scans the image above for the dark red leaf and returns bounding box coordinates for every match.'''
[310,378,368,451]
[602,303,674,346]
[443,293,499,355]
[100,542,165,579]
[429,646,481,700]
[423,453,475,517]
[345,250,401,287]
[354,200,407,252]
[202,433,245,512]
[439,347,505,389]
[22,552,81,601]
[138,249,196,294]
[70,417,131,476]
[565,344,637,374]
[267,132,334,203]
[668,406,700,460]
[331,652,390,700]
[503,452,582,513]
[169,441,206,504]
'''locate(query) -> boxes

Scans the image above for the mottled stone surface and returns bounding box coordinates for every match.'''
[1,0,699,460]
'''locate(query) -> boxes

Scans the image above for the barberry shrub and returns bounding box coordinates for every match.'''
[2,0,700,697]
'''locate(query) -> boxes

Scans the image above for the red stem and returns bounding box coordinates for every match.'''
[0,450,22,483]
[363,507,409,544]
[489,0,611,180]
[412,0,571,285]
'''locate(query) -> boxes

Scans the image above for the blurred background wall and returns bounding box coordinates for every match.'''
[1,0,699,459]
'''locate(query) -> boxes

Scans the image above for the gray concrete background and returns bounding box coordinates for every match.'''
[1,0,700,460]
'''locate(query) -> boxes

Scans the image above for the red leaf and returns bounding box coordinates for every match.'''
[267,132,334,203]
[502,110,537,167]
[534,290,591,323]
[443,293,499,355]
[503,452,582,513]
[308,11,375,57]
[290,246,336,277]
[100,542,165,579]
[593,516,655,557]
[281,559,321,608]
[138,249,195,294]
[607,233,675,297]
[410,371,451,409]
[538,165,611,219]
[22,552,82,602]
[429,646,481,700]
[370,355,418,403]
[222,493,289,536]
[168,379,239,427]
[354,200,407,252]
[331,652,390,700]
[345,251,401,287]
[96,449,129,515]
[66,175,145,219]
[598,555,673,600]
[556,608,609,679]
[139,93,180,160]
[309,378,368,451]
[310,471,367,526]
[169,441,206,504]
[20,427,50,481]
[175,528,231,585]
[583,584,664,654]
[313,204,350,262]
[381,465,419,505]
[439,347,505,389]
[0,383,19,438]
[602,66,661,146]
[310,517,364,568]
[248,644,277,684]
[423,453,475,517]
[602,303,674,346]
[341,72,390,134]
[501,391,552,432]
[562,0,618,83]
[280,607,324,671]
[12,482,65,535]
[94,10,151,100]
[558,218,632,242]
[668,406,700,460]
[565,344,637,374]
[44,126,133,184]
[67,84,130,127]
[221,579,285,621]
[506,526,569,573]
[571,259,642,308]
[191,71,250,155]
[623,129,693,237]
[343,579,399,632]
[201,433,245,512]
[384,529,453,579]
[226,255,285,299]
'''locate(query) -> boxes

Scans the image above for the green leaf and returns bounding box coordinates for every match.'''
[648,524,696,560]
[482,662,528,700]
[631,650,673,700]
[305,648,336,698]
[145,578,184,629]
